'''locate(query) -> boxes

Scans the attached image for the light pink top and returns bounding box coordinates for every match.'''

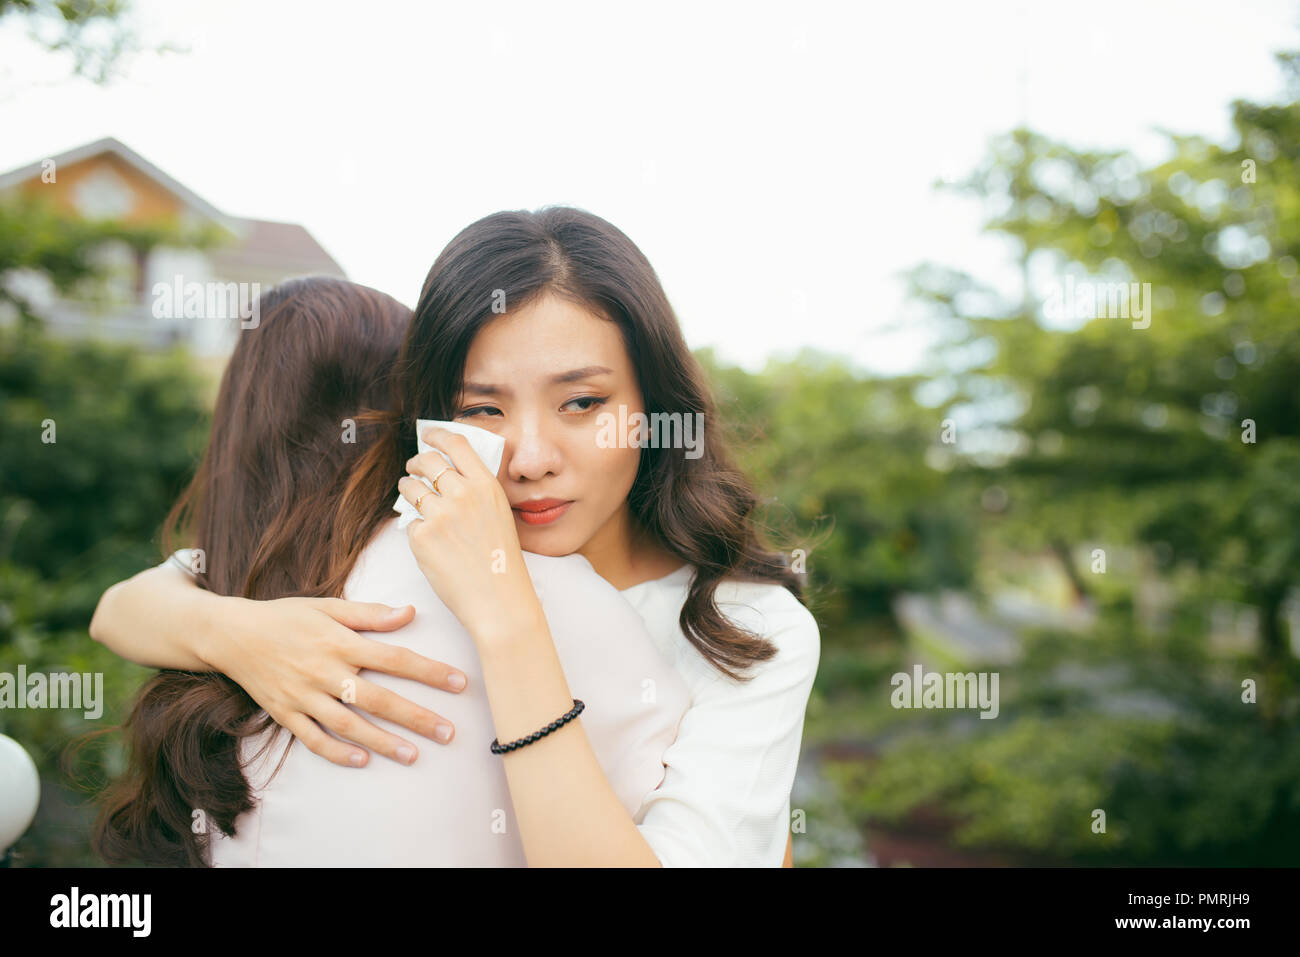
[205,518,691,866]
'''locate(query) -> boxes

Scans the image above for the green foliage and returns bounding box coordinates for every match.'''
[699,347,979,642]
[828,652,1300,865]
[1,330,209,580]
[0,327,208,866]
[911,82,1300,657]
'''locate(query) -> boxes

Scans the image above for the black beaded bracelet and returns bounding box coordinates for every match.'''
[490,699,585,755]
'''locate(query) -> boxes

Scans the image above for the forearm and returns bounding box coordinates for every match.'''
[474,609,662,868]
[89,562,228,671]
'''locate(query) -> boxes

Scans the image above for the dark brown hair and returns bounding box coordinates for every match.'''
[92,276,411,866]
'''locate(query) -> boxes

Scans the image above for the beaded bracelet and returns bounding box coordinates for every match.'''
[490,698,585,755]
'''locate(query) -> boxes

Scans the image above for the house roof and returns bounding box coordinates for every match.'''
[0,136,231,224]
[216,218,347,276]
[0,137,346,278]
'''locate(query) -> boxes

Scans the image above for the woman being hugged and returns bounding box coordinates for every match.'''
[92,276,435,866]
[92,206,822,866]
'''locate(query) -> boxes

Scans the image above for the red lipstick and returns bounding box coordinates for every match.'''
[512,498,573,526]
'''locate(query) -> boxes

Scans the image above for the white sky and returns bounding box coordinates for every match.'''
[2,0,1297,375]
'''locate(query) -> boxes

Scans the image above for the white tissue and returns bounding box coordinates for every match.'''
[392,419,507,529]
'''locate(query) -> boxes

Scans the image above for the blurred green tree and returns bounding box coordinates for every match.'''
[828,51,1300,868]
[911,51,1300,681]
[698,347,979,648]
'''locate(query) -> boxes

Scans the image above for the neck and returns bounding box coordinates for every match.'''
[578,506,676,591]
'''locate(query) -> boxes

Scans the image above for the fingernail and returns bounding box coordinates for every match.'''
[349,751,366,766]
[447,672,466,690]
[435,724,453,743]
[397,745,416,764]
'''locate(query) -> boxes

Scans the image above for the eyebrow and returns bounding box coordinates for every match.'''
[462,365,614,397]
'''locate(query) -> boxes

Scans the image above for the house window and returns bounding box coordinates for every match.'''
[73,167,136,220]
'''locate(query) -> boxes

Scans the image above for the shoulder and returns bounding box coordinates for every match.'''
[681,577,821,691]
[520,550,620,608]
[715,578,820,661]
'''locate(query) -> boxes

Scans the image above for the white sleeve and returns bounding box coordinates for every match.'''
[634,584,820,867]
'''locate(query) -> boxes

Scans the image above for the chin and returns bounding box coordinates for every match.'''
[516,529,579,558]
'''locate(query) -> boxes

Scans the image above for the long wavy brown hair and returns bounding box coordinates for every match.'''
[94,206,823,867]
[92,276,411,866]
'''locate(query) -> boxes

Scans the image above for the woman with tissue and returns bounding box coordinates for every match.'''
[91,206,822,867]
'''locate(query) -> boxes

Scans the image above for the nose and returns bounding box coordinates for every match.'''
[502,415,563,483]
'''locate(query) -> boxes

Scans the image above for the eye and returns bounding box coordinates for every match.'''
[565,395,608,413]
[456,406,501,418]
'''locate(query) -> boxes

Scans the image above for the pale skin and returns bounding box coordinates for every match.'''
[90,292,795,866]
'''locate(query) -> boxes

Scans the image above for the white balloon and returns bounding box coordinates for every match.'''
[0,734,41,854]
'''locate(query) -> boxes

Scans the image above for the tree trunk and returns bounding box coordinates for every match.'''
[1050,538,1089,604]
